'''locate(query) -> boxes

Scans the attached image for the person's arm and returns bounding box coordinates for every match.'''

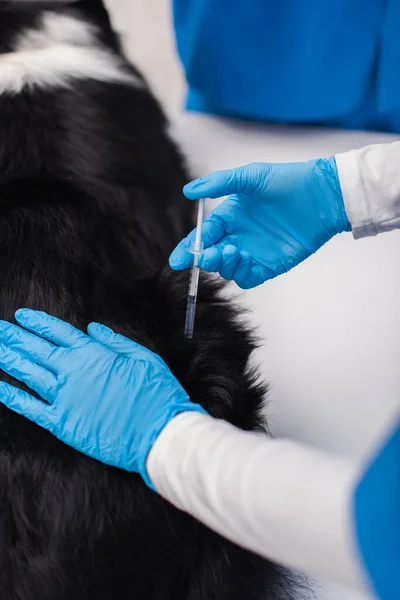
[148,411,368,592]
[336,141,400,239]
[169,141,400,289]
[0,310,383,595]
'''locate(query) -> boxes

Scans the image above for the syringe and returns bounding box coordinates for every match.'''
[184,198,205,339]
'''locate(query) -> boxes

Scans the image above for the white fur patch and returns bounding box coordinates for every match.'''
[0,12,143,94]
[17,12,97,50]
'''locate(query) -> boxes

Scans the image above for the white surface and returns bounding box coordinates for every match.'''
[106,2,400,598]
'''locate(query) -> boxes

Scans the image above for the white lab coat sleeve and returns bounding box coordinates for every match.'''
[335,141,400,239]
[147,412,368,592]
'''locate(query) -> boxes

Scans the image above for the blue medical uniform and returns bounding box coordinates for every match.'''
[173,0,400,133]
[355,419,400,600]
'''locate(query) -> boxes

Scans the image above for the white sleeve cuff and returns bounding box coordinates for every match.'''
[335,142,400,239]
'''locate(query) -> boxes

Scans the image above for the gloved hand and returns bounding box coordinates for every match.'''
[169,159,351,288]
[0,309,206,489]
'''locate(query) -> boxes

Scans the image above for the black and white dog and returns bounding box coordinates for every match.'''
[0,2,300,599]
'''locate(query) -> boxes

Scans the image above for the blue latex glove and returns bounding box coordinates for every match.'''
[0,309,206,489]
[169,158,351,288]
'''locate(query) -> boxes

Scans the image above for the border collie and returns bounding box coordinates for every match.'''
[0,1,301,598]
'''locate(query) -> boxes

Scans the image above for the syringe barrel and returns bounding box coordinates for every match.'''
[184,295,197,339]
[183,199,205,339]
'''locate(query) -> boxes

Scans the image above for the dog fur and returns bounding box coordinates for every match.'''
[0,1,301,598]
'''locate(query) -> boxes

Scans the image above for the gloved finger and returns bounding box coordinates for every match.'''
[219,245,241,280]
[0,343,58,402]
[87,323,147,357]
[0,381,53,430]
[0,321,59,371]
[15,309,88,348]
[169,215,227,270]
[232,251,254,289]
[198,246,222,273]
[183,163,271,199]
[198,235,238,273]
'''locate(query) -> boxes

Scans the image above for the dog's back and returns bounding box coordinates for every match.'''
[0,2,299,598]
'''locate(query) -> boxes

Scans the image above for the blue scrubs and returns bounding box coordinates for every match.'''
[173,0,400,133]
[355,419,400,600]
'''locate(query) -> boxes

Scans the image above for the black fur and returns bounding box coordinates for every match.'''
[0,2,303,598]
